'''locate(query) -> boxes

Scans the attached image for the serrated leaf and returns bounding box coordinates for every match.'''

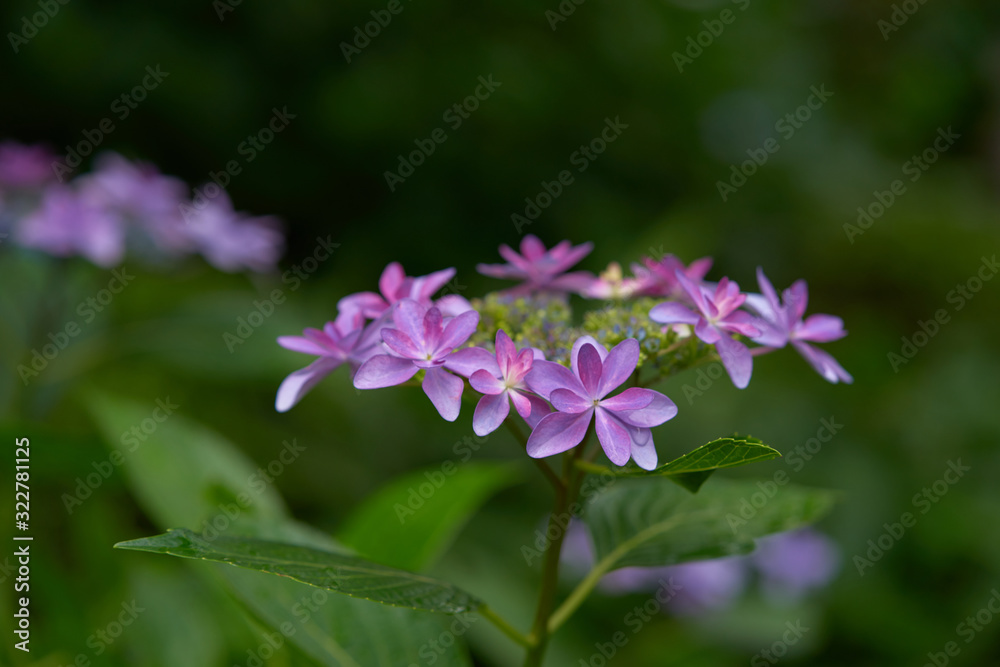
[338,462,520,571]
[116,529,482,614]
[600,436,782,492]
[585,477,835,571]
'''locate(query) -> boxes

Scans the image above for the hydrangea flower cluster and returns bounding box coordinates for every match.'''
[0,140,283,272]
[277,235,851,471]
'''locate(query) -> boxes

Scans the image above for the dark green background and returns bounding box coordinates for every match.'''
[2,0,1000,665]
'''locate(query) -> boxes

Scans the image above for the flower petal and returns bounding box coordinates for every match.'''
[577,344,603,398]
[526,359,585,400]
[353,354,418,389]
[570,335,607,377]
[422,307,444,352]
[795,314,847,343]
[597,338,640,398]
[444,345,499,378]
[791,341,853,384]
[275,357,343,412]
[338,291,387,320]
[411,267,456,302]
[649,301,700,325]
[277,335,329,356]
[613,390,677,428]
[629,428,658,471]
[715,332,753,389]
[550,388,592,414]
[473,392,510,436]
[495,329,517,376]
[470,369,505,395]
[422,367,465,421]
[515,392,552,428]
[436,309,480,356]
[379,262,407,301]
[526,410,593,459]
[435,294,474,316]
[381,328,421,360]
[595,409,632,466]
[599,387,654,412]
[392,299,427,347]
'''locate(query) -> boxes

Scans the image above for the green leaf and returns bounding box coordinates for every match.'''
[116,529,482,614]
[89,393,473,667]
[585,477,836,571]
[580,436,782,493]
[338,462,520,571]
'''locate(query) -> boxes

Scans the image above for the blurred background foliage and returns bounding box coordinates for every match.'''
[2,0,1000,665]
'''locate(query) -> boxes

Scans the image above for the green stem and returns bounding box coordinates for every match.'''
[505,418,564,491]
[479,605,533,648]
[522,440,587,666]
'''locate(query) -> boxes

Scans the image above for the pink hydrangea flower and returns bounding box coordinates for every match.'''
[477,235,595,295]
[339,262,470,321]
[468,330,550,436]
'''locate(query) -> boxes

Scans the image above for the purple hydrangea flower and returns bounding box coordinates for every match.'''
[649,272,761,389]
[525,336,677,469]
[275,311,383,412]
[752,528,840,601]
[15,185,124,266]
[353,299,485,421]
[746,268,852,384]
[0,141,56,189]
[468,330,551,436]
[338,262,469,321]
[476,235,595,295]
[183,191,284,273]
[662,557,747,616]
[580,262,645,300]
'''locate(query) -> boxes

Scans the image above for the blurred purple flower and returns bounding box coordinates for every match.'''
[649,272,761,389]
[339,262,468,321]
[746,268,852,384]
[182,191,283,273]
[525,336,677,469]
[275,311,383,412]
[81,152,191,255]
[580,262,644,300]
[635,254,713,299]
[0,141,56,189]
[15,185,124,266]
[353,299,482,421]
[468,330,550,436]
[663,558,748,615]
[753,528,840,602]
[477,235,595,295]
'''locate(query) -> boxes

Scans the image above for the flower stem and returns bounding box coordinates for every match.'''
[522,439,588,666]
[505,418,564,491]
[478,605,533,648]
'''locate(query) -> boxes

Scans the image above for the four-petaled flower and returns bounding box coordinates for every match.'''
[353,299,487,421]
[649,271,761,389]
[746,268,852,384]
[477,235,595,295]
[275,311,382,412]
[525,337,677,470]
[468,330,551,436]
